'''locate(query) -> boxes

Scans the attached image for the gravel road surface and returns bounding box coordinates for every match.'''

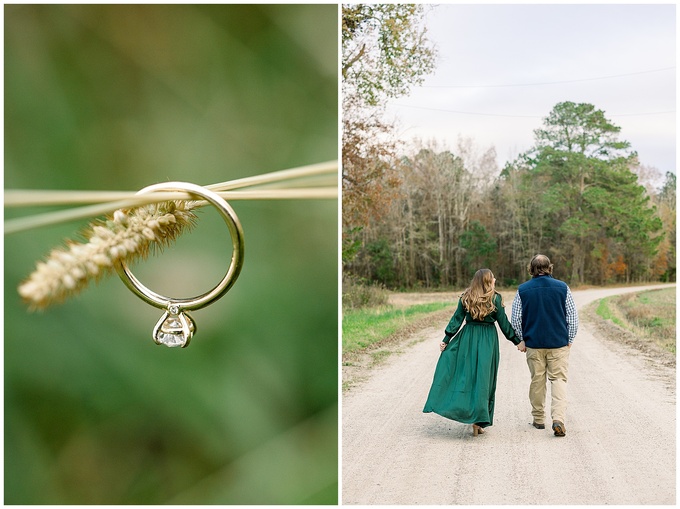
[342,285,675,505]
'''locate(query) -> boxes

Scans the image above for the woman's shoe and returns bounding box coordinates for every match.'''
[472,424,485,436]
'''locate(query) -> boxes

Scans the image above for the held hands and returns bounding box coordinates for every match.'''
[514,341,571,352]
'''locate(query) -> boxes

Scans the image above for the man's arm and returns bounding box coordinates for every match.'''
[510,291,523,340]
[510,292,526,352]
[565,287,579,344]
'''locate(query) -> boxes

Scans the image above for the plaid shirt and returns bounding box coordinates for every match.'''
[511,287,578,344]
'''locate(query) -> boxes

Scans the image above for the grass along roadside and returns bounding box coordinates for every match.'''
[343,301,452,354]
[342,301,455,391]
[341,290,518,391]
[592,288,676,355]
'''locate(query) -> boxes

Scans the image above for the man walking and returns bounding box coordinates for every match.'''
[511,254,578,437]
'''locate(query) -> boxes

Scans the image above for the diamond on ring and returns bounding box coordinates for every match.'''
[153,310,195,348]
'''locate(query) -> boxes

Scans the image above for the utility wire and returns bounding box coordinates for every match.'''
[421,66,676,89]
[392,103,676,119]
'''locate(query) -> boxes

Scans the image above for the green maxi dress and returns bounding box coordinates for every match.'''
[423,292,520,428]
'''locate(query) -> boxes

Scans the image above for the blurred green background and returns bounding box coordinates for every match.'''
[5,4,338,504]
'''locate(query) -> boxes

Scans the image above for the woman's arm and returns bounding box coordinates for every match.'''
[441,298,465,344]
[495,293,520,345]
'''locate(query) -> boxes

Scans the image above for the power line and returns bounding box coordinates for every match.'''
[422,66,676,89]
[392,103,676,119]
[395,104,539,118]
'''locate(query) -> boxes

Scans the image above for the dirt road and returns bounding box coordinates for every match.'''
[342,284,675,505]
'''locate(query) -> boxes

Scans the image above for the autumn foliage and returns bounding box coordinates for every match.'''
[345,102,673,288]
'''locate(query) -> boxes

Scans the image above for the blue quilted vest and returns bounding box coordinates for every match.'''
[517,275,569,349]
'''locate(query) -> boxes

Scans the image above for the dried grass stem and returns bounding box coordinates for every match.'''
[12,161,337,309]
[5,161,337,235]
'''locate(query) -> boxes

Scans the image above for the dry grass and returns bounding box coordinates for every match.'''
[597,288,676,354]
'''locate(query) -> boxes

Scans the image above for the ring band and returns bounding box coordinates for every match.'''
[116,181,244,312]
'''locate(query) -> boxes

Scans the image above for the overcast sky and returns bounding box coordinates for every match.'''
[384,3,676,176]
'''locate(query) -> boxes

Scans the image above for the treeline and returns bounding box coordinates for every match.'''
[344,102,676,288]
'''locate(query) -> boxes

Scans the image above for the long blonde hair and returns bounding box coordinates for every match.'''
[461,269,500,320]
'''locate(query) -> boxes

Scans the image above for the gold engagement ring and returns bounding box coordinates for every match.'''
[115,181,244,348]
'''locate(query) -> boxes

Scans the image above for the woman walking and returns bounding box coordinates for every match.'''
[423,269,521,435]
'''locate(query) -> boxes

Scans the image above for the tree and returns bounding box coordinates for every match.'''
[398,146,473,287]
[651,172,676,281]
[533,101,632,159]
[348,101,668,289]
[459,221,497,276]
[346,140,498,289]
[525,102,662,284]
[342,95,399,234]
[342,4,436,107]
[342,4,436,264]
[658,171,676,212]
[490,156,548,284]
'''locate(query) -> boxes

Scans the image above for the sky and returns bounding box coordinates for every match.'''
[384,4,676,177]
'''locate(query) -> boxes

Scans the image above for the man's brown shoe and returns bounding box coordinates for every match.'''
[532,422,545,429]
[552,421,566,436]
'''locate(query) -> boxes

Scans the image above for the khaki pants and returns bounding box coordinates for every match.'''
[526,346,570,424]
